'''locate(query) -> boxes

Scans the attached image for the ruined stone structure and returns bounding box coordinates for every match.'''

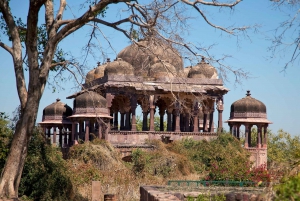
[225,91,272,168]
[39,38,271,168]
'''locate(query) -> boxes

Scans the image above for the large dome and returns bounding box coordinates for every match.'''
[117,37,183,76]
[104,58,134,76]
[230,91,266,117]
[42,98,73,121]
[188,58,218,79]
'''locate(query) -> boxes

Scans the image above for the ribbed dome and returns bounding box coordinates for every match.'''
[42,98,72,120]
[117,37,183,76]
[104,58,134,76]
[188,58,218,79]
[85,68,96,83]
[149,61,177,78]
[74,91,107,109]
[231,91,266,114]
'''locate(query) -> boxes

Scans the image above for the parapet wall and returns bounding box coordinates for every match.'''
[107,131,218,145]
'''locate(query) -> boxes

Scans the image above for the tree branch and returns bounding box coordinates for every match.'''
[0,41,13,55]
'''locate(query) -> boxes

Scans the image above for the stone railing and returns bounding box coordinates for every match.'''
[108,131,217,136]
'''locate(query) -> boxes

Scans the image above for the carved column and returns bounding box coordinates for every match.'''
[47,126,51,138]
[174,101,181,132]
[229,124,233,135]
[257,124,262,148]
[85,120,90,142]
[98,121,103,139]
[263,125,268,148]
[64,127,68,147]
[184,110,190,132]
[193,102,199,133]
[131,96,137,131]
[71,122,77,145]
[141,99,149,131]
[53,127,57,146]
[120,109,125,131]
[149,95,155,132]
[236,124,241,140]
[203,107,209,132]
[248,124,252,147]
[244,124,249,148]
[167,107,173,131]
[106,93,115,132]
[58,126,63,147]
[208,101,215,132]
[216,97,224,133]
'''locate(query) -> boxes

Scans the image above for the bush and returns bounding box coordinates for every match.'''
[18,128,74,201]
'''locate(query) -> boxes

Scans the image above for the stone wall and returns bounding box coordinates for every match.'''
[140,185,273,201]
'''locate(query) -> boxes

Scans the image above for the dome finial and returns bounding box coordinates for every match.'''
[201,56,205,63]
[56,98,61,102]
[246,90,251,96]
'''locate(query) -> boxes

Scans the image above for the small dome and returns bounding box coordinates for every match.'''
[188,58,218,79]
[117,37,183,76]
[149,61,177,78]
[85,68,96,83]
[104,58,134,76]
[231,91,266,115]
[94,60,110,79]
[42,98,72,120]
[74,91,107,109]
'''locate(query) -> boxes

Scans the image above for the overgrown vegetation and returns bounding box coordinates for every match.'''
[0,112,298,200]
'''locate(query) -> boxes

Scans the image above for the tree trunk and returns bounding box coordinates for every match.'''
[0,97,40,198]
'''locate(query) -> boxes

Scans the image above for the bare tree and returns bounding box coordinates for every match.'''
[269,0,300,70]
[0,0,251,198]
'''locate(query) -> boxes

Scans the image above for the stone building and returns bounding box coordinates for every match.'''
[39,37,271,168]
[40,37,227,149]
[225,90,272,168]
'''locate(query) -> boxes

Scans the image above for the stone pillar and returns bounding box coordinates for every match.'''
[263,125,268,148]
[257,125,262,148]
[237,124,240,140]
[245,124,249,148]
[71,122,76,145]
[98,121,103,139]
[216,97,224,133]
[174,101,180,132]
[209,110,214,132]
[85,120,90,142]
[229,124,233,135]
[159,109,165,131]
[53,127,57,146]
[106,93,115,132]
[58,127,63,147]
[64,127,68,147]
[131,96,137,131]
[167,107,173,131]
[113,112,118,130]
[149,95,155,132]
[184,111,190,132]
[47,126,51,138]
[203,108,208,132]
[248,125,252,147]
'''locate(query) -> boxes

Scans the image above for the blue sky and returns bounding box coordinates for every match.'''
[0,1,299,135]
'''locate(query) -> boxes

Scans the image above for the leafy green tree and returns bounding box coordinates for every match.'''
[136,115,167,131]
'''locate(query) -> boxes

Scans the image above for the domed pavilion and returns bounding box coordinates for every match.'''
[39,98,73,147]
[226,90,272,168]
[65,37,228,147]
